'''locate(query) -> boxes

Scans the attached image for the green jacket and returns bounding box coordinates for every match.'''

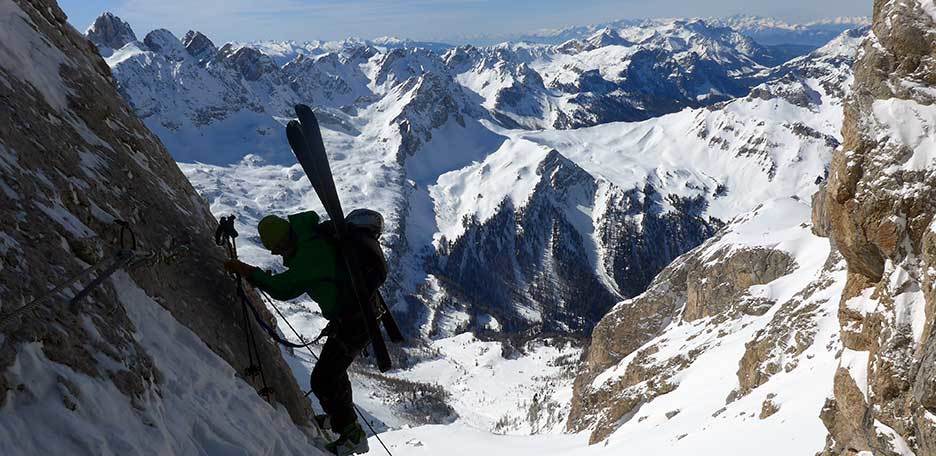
[247,211,343,320]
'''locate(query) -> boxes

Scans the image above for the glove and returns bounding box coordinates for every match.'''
[224,259,257,278]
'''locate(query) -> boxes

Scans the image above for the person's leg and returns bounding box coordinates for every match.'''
[310,335,353,425]
[310,319,369,431]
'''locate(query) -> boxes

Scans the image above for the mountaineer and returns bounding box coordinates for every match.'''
[224,209,386,456]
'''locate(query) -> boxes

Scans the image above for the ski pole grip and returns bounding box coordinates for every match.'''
[214,215,238,246]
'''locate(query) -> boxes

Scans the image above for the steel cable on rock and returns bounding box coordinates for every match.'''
[0,221,138,329]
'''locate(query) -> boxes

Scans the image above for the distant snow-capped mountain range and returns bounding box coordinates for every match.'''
[73,8,901,454]
[445,15,869,47]
[86,10,867,342]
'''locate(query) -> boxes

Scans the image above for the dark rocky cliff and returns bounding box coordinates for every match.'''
[0,0,315,448]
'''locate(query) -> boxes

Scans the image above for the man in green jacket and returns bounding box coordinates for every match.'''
[224,211,370,456]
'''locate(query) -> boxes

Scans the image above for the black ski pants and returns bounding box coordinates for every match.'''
[310,313,370,432]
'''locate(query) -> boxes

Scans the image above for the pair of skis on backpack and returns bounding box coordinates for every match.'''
[286,104,403,373]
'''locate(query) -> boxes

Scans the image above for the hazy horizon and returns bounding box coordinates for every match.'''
[60,0,871,45]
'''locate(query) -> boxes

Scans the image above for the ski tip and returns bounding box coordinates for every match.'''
[294,104,312,116]
[294,104,320,126]
[285,121,308,150]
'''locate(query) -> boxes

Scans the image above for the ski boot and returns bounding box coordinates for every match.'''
[314,414,332,431]
[325,422,369,455]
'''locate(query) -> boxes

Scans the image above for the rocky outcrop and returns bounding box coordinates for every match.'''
[182,31,217,64]
[85,11,136,52]
[567,198,839,445]
[683,248,796,321]
[0,0,313,444]
[568,243,794,441]
[214,44,279,82]
[393,72,468,157]
[817,1,936,455]
[736,251,843,396]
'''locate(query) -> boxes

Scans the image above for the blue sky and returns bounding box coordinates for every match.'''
[60,0,871,44]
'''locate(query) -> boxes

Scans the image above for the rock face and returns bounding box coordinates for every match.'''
[566,198,843,445]
[181,30,218,64]
[0,0,316,451]
[568,203,796,441]
[816,1,936,454]
[85,11,136,52]
[682,248,796,321]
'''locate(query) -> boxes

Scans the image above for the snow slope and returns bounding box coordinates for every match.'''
[0,273,323,455]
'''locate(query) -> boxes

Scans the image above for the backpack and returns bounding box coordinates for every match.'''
[342,209,388,298]
[314,209,388,309]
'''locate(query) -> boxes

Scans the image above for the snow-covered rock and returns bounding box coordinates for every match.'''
[103,27,290,164]
[85,11,135,55]
[143,28,188,62]
[181,30,217,64]
[816,1,936,454]
[568,197,848,449]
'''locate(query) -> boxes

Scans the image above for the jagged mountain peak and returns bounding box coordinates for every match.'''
[585,27,631,49]
[374,46,450,88]
[85,11,136,52]
[182,30,217,62]
[213,43,278,81]
[143,29,187,61]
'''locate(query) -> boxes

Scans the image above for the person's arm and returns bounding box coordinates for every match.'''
[247,267,311,301]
